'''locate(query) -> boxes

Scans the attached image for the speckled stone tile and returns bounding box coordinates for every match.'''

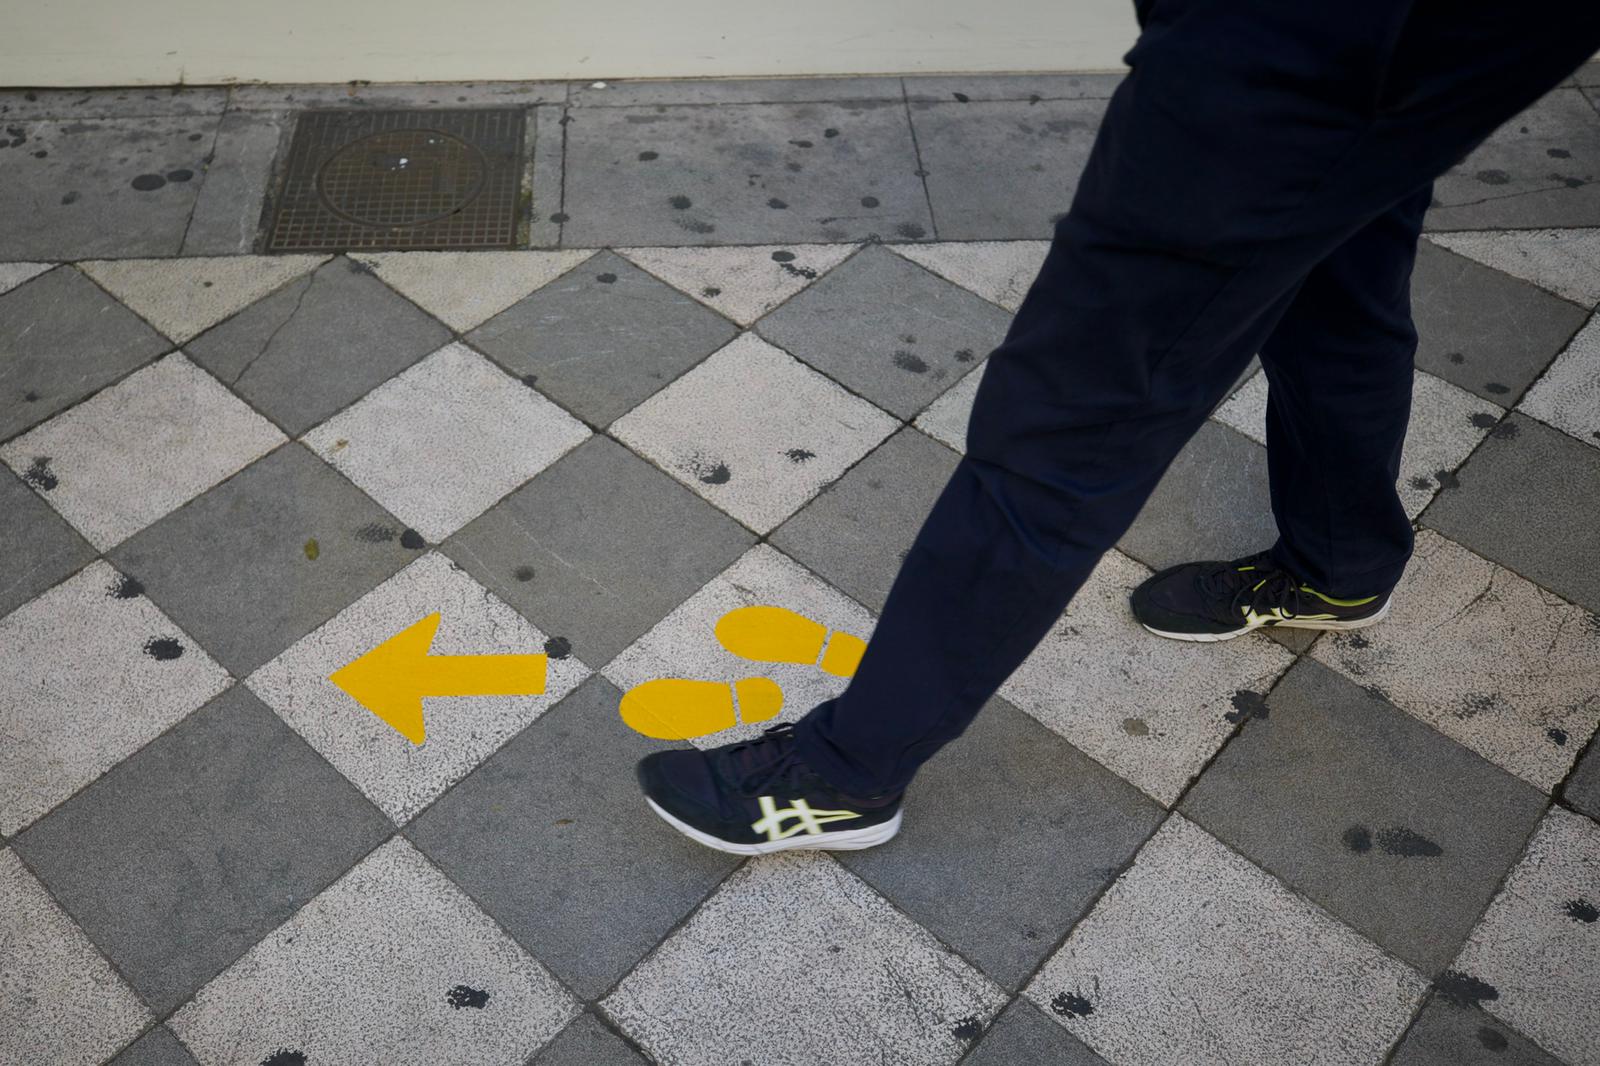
[1000,549,1297,806]
[1388,998,1565,1066]
[610,332,898,533]
[408,677,740,1000]
[302,342,590,542]
[1411,240,1589,406]
[910,98,1107,240]
[1521,311,1600,449]
[1,353,285,550]
[167,837,579,1066]
[0,464,94,620]
[567,75,904,108]
[601,853,1008,1066]
[1214,367,1504,518]
[185,257,451,436]
[616,242,857,325]
[78,255,328,343]
[180,110,290,256]
[961,1001,1113,1066]
[0,849,150,1066]
[1428,229,1600,308]
[0,265,170,441]
[0,560,230,835]
[1181,658,1548,975]
[602,544,875,747]
[529,1013,648,1066]
[444,435,754,667]
[0,115,217,260]
[1313,529,1600,791]
[903,74,1124,103]
[352,250,599,332]
[247,552,589,824]
[914,363,983,451]
[1023,815,1429,1066]
[560,99,930,246]
[14,686,390,1013]
[771,427,959,613]
[0,261,51,296]
[753,243,1014,419]
[1422,413,1600,614]
[1427,88,1600,231]
[107,1026,201,1066]
[887,239,1050,311]
[464,249,739,427]
[1450,808,1600,1066]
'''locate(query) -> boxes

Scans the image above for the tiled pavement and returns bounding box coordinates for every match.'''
[3,68,1600,1066]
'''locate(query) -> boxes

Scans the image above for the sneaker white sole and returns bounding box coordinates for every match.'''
[1139,595,1393,643]
[645,798,903,856]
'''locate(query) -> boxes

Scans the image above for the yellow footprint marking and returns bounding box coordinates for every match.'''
[620,677,783,740]
[618,605,869,740]
[714,605,866,678]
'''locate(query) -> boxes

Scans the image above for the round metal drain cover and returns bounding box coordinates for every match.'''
[316,128,488,228]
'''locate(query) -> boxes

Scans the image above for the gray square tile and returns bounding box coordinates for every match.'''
[445,436,754,667]
[1411,242,1589,404]
[1389,998,1564,1066]
[1180,658,1548,975]
[0,266,170,441]
[1521,311,1600,449]
[181,110,290,256]
[0,115,217,260]
[903,73,1124,103]
[1427,88,1600,230]
[0,464,94,620]
[185,257,451,436]
[1423,413,1600,613]
[560,100,930,246]
[961,1001,1113,1066]
[839,698,1163,989]
[1577,62,1600,89]
[529,1014,648,1065]
[108,1027,201,1066]
[1566,737,1600,821]
[408,676,739,1000]
[1427,229,1600,308]
[568,75,903,108]
[771,426,959,612]
[911,97,1108,239]
[14,685,391,1014]
[0,87,226,121]
[464,249,739,427]
[108,443,421,676]
[754,243,1015,419]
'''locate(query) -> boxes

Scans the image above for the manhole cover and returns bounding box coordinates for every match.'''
[267,109,523,252]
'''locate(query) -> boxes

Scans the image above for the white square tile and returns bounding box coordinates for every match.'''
[1213,367,1504,518]
[301,342,590,542]
[168,837,578,1066]
[1521,312,1600,450]
[602,853,1008,1066]
[1428,230,1600,308]
[602,544,875,749]
[0,353,286,550]
[0,560,231,834]
[889,240,1051,312]
[611,332,898,533]
[246,552,589,823]
[616,243,857,325]
[1000,549,1297,805]
[1451,808,1600,1066]
[1023,815,1428,1066]
[1312,530,1600,791]
[914,363,984,453]
[352,250,599,332]
[79,255,329,343]
[0,849,151,1066]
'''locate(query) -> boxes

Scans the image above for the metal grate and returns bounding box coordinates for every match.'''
[267,109,524,252]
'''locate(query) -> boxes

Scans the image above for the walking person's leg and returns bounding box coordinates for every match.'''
[636,0,1600,851]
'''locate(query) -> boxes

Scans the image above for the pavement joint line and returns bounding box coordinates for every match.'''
[901,76,943,242]
[175,111,225,254]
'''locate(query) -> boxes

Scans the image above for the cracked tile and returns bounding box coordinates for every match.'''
[601,853,1008,1066]
[1313,529,1600,791]
[616,242,857,325]
[1023,815,1428,1066]
[1000,549,1297,806]
[79,254,328,343]
[1428,229,1600,308]
[352,249,599,332]
[246,552,589,824]
[1520,311,1600,450]
[887,239,1050,311]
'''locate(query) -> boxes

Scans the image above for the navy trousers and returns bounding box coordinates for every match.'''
[794,0,1600,797]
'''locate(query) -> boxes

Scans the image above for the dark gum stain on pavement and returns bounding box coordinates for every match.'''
[23,456,58,491]
[1434,971,1499,1008]
[1477,1027,1509,1051]
[1223,690,1268,724]
[950,1017,982,1041]
[1563,898,1598,923]
[143,636,184,661]
[543,636,572,659]
[109,573,145,599]
[446,984,491,1009]
[1051,991,1094,1018]
[261,1050,306,1066]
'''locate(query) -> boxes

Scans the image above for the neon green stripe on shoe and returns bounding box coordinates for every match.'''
[1299,586,1380,607]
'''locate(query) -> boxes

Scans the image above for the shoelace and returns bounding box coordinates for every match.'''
[1195,551,1277,602]
[1228,568,1313,620]
[715,724,807,796]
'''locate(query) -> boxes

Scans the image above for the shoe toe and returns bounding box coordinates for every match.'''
[1129,562,1219,633]
[636,748,722,824]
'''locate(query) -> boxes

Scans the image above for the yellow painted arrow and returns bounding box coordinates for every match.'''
[328,613,548,745]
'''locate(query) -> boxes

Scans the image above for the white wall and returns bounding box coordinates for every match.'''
[1,0,1138,87]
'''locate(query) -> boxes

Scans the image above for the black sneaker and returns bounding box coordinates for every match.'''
[636,724,903,855]
[1130,549,1393,642]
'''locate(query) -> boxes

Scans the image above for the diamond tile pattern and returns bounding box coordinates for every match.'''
[5,74,1600,1066]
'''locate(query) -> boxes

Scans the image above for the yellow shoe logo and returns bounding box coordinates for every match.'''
[750,796,861,841]
[1241,607,1337,627]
